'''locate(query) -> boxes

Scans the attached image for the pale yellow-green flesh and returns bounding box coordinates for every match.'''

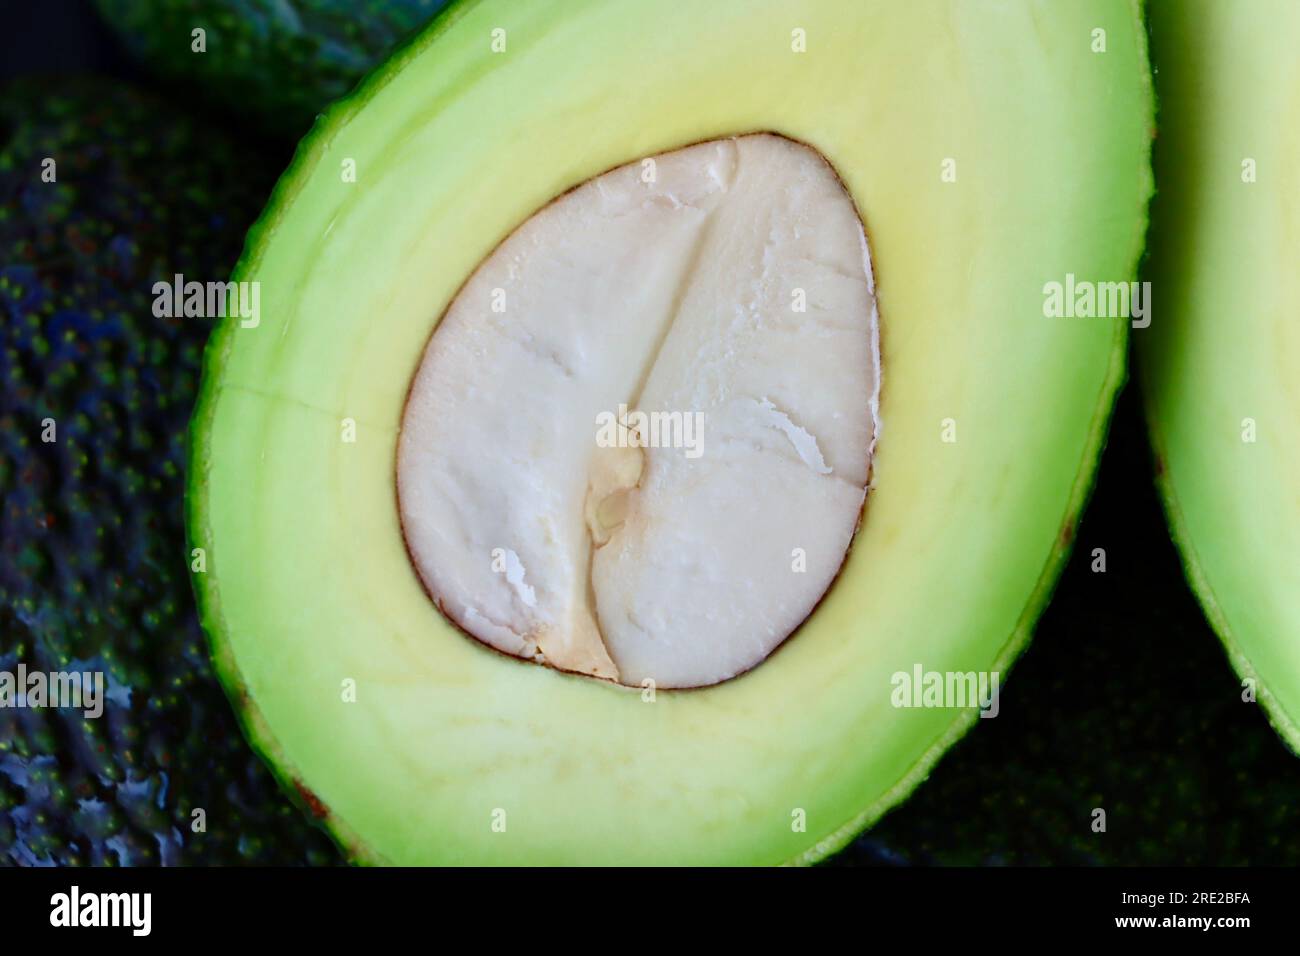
[1143,0,1300,749]
[193,0,1152,864]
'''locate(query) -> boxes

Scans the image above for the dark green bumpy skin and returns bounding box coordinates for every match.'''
[0,78,338,865]
[94,0,451,136]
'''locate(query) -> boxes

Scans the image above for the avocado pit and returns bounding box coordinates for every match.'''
[397,133,880,688]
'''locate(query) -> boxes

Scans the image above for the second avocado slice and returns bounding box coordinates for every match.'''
[190,0,1153,864]
[1142,0,1300,752]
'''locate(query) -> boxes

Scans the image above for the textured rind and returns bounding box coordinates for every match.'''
[0,77,337,865]
[187,0,1155,865]
[93,0,451,136]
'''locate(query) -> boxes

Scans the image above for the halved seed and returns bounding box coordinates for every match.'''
[397,133,879,688]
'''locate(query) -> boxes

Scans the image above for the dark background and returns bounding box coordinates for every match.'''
[3,0,1298,866]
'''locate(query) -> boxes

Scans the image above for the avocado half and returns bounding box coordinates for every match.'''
[190,0,1154,864]
[1142,0,1300,751]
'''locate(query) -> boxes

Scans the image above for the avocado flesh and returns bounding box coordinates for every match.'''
[1142,0,1300,749]
[191,0,1153,864]
[398,134,877,688]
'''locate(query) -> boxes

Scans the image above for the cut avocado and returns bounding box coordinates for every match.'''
[1142,0,1300,751]
[191,0,1153,864]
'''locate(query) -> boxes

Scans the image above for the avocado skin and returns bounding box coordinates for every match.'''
[93,0,451,136]
[0,78,337,865]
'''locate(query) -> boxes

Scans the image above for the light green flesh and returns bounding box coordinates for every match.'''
[1143,0,1300,751]
[191,0,1153,864]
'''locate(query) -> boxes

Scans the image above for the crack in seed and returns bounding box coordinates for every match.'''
[580,157,736,673]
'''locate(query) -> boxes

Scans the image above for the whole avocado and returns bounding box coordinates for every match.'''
[0,77,337,865]
[94,0,452,136]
